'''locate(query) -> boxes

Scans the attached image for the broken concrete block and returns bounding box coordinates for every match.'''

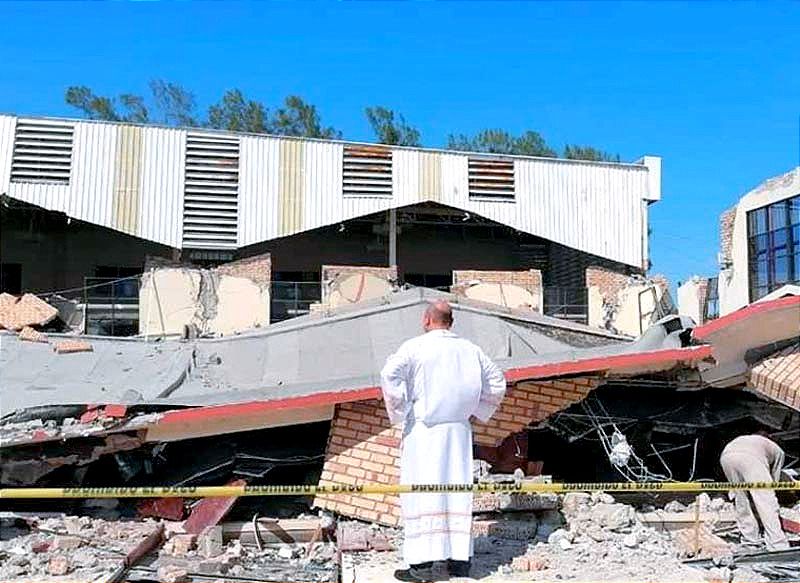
[562,492,591,517]
[63,516,83,535]
[53,339,93,354]
[473,492,559,513]
[157,565,190,583]
[589,502,635,530]
[163,533,196,556]
[47,556,71,576]
[18,326,48,343]
[198,526,224,558]
[472,517,539,541]
[511,556,531,571]
[0,293,59,330]
[52,535,83,550]
[337,524,370,551]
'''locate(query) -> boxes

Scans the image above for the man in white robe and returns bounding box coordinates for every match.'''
[381,300,506,582]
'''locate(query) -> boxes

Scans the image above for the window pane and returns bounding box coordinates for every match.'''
[789,196,800,226]
[749,208,768,235]
[770,201,788,230]
[774,255,789,284]
[771,228,789,250]
[794,254,800,283]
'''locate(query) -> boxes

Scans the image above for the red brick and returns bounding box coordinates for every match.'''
[374,435,400,448]
[371,453,394,465]
[361,460,383,473]
[365,442,390,455]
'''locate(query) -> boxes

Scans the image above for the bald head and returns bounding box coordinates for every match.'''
[423,300,453,331]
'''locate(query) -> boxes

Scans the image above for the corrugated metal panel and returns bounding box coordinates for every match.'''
[505,159,646,267]
[302,140,342,234]
[112,125,143,235]
[182,132,240,250]
[238,135,280,247]
[0,115,655,266]
[69,122,117,227]
[0,115,15,191]
[279,140,305,236]
[468,157,515,199]
[420,151,442,202]
[138,127,185,248]
[392,149,420,206]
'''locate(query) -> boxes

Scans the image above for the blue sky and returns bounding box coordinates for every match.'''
[1,2,798,286]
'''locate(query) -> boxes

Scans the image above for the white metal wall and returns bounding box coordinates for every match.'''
[0,115,15,190]
[138,127,185,248]
[1,115,656,267]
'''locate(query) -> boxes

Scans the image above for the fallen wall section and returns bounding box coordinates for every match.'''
[139,255,271,337]
[314,376,600,526]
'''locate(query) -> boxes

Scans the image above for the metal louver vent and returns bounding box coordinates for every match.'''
[468,157,515,199]
[10,119,74,184]
[343,145,392,197]
[182,133,240,250]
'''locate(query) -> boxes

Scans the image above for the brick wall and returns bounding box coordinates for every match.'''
[452,269,542,291]
[585,266,630,303]
[472,377,600,446]
[314,376,600,525]
[314,400,402,526]
[216,254,272,288]
[719,207,737,267]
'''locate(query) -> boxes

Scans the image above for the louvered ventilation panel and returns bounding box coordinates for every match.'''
[10,119,74,184]
[182,133,240,250]
[343,145,392,197]
[468,157,515,199]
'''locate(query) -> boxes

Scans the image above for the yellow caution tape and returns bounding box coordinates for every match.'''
[1,481,798,499]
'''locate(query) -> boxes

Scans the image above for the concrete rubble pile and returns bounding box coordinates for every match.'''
[0,512,339,583]
[340,490,790,583]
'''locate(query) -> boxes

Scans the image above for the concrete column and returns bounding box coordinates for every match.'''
[388,209,397,267]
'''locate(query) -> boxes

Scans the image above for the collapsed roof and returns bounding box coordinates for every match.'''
[1,288,709,415]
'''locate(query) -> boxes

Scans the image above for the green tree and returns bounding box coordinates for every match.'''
[65,86,123,121]
[365,106,420,146]
[269,95,340,139]
[447,129,556,157]
[149,80,197,126]
[206,89,268,133]
[563,144,620,162]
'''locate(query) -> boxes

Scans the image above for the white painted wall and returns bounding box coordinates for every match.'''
[718,168,800,315]
[677,277,706,325]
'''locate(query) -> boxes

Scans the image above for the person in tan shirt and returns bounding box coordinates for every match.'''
[720,434,789,551]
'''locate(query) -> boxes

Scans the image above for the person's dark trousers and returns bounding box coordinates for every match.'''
[448,559,471,577]
[394,561,449,582]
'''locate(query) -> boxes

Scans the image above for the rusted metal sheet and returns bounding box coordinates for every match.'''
[183,478,246,535]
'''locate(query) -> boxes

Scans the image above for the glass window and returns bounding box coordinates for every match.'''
[790,197,800,225]
[747,195,800,301]
[770,201,788,230]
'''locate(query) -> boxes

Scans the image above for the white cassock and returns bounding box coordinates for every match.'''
[380,329,506,565]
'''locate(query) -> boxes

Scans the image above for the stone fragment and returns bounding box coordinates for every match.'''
[47,556,71,576]
[511,556,531,571]
[591,491,615,505]
[53,339,93,354]
[52,535,83,550]
[63,516,83,535]
[547,528,574,546]
[198,526,224,558]
[589,502,635,530]
[32,540,51,553]
[623,532,639,548]
[562,492,591,517]
[278,545,295,559]
[18,326,48,343]
[158,565,190,583]
[163,533,196,556]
